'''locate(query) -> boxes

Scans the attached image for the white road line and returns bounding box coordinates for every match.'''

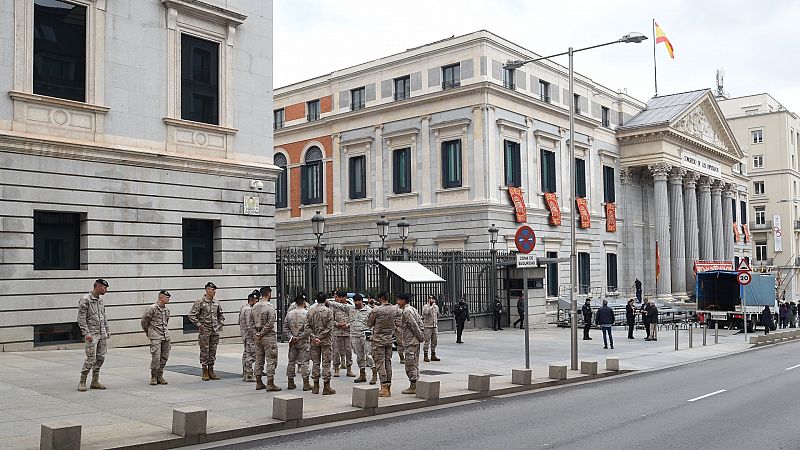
[687,389,727,402]
[786,364,800,371]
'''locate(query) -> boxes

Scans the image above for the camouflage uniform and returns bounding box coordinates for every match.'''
[367,304,397,385]
[239,302,256,377]
[399,304,424,383]
[249,300,278,379]
[393,304,405,361]
[78,293,110,375]
[350,304,374,370]
[283,308,311,379]
[422,303,439,354]
[188,296,225,367]
[330,301,354,372]
[307,303,334,381]
[141,302,170,372]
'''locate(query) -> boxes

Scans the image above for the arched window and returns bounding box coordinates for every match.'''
[274,153,287,208]
[301,146,323,205]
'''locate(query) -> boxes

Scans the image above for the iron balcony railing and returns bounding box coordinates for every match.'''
[442,79,461,90]
[749,220,772,230]
[306,113,319,122]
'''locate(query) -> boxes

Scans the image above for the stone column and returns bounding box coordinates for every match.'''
[711,180,724,260]
[649,163,672,298]
[669,168,687,298]
[722,184,735,261]
[374,125,385,210]
[697,177,713,260]
[683,172,700,294]
[620,167,634,291]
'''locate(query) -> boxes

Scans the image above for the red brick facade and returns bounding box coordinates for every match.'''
[278,135,333,218]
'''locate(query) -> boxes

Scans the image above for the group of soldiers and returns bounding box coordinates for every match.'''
[76,279,443,398]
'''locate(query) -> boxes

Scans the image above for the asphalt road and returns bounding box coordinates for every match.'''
[212,341,800,450]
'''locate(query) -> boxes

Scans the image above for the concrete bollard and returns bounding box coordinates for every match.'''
[467,374,491,394]
[172,407,207,437]
[511,368,533,385]
[749,336,760,345]
[580,361,598,375]
[40,421,81,450]
[272,395,303,421]
[548,365,568,380]
[415,380,441,400]
[351,386,379,409]
[606,358,620,371]
[703,324,707,346]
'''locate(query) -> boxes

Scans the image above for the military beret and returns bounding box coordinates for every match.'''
[159,290,171,297]
[205,282,217,289]
[248,290,261,299]
[95,278,109,287]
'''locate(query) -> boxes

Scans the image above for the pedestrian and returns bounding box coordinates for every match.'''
[422,295,440,362]
[367,291,395,397]
[640,298,651,340]
[790,302,797,328]
[367,295,376,308]
[646,302,659,341]
[582,299,593,340]
[761,305,774,335]
[141,290,171,386]
[283,294,311,391]
[348,294,375,384]
[396,293,424,394]
[188,282,225,381]
[330,291,355,378]
[512,294,525,329]
[286,290,308,312]
[77,278,110,392]
[634,279,642,303]
[307,292,336,395]
[492,296,504,331]
[394,301,406,363]
[779,302,788,329]
[453,296,470,343]
[625,299,636,339]
[239,290,259,382]
[250,286,280,391]
[596,300,615,349]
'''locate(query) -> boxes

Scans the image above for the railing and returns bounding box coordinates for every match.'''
[306,113,319,122]
[442,79,461,90]
[350,102,365,111]
[749,220,772,230]
[273,121,284,130]
[754,258,774,266]
[539,94,550,103]
[503,81,515,90]
[394,91,409,101]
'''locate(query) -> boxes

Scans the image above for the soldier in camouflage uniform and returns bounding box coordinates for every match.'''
[330,291,355,377]
[394,302,405,363]
[239,290,259,382]
[348,294,375,383]
[397,293,424,394]
[367,292,397,397]
[77,279,111,392]
[307,292,336,395]
[250,287,281,391]
[283,294,311,391]
[188,282,225,381]
[421,295,441,362]
[141,290,171,386]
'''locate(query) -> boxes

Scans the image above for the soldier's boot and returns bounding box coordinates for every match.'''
[255,376,265,390]
[150,370,158,386]
[322,380,336,395]
[333,368,340,378]
[378,383,391,397]
[340,361,347,370]
[399,354,405,364]
[78,372,88,392]
[354,368,367,383]
[346,365,356,377]
[311,378,320,394]
[287,377,296,390]
[266,377,282,392]
[302,377,312,391]
[431,352,440,362]
[244,372,255,382]
[369,367,378,385]
[424,350,430,363]
[402,381,417,395]
[90,370,106,390]
[202,366,210,381]
[242,371,247,381]
[207,366,221,381]
[157,371,168,385]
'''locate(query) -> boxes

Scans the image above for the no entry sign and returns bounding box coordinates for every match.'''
[514,226,536,254]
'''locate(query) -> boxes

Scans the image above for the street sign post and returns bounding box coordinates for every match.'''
[514,225,536,369]
[737,259,752,272]
[514,226,536,254]
[738,259,752,342]
[737,271,751,285]
[516,254,537,268]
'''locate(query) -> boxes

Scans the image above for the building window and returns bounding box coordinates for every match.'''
[755,242,768,261]
[606,253,618,292]
[601,106,610,127]
[274,153,288,208]
[540,149,557,193]
[503,67,515,89]
[33,0,87,102]
[751,129,763,144]
[504,140,521,187]
[575,158,586,198]
[182,219,216,269]
[301,146,324,204]
[273,109,285,130]
[307,99,320,121]
[351,87,366,111]
[393,147,412,194]
[539,80,550,103]
[603,166,615,203]
[578,252,591,294]
[732,198,737,222]
[181,34,219,125]
[394,76,410,101]
[546,251,558,297]
[442,64,460,90]
[182,315,198,333]
[441,140,462,188]
[754,181,765,195]
[349,155,367,199]
[755,207,766,225]
[33,323,80,346]
[34,211,81,270]
[753,155,763,168]
[573,93,581,115]
[740,201,748,224]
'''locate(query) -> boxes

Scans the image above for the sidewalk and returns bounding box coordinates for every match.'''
[0,326,750,449]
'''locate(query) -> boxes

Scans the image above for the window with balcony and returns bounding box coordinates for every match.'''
[740,201,748,224]
[394,76,410,101]
[754,181,765,195]
[301,146,324,204]
[755,207,766,225]
[274,153,288,208]
[504,140,521,187]
[601,106,610,127]
[575,158,586,198]
[541,149,557,193]
[442,64,460,90]
[348,155,367,199]
[34,211,81,270]
[503,67,515,90]
[755,242,768,261]
[573,93,581,115]
[752,129,763,144]
[273,108,285,130]
[181,34,219,125]
[578,252,591,294]
[546,251,558,297]
[538,79,551,103]
[307,99,320,121]
[603,166,615,203]
[606,253,618,292]
[441,139,462,188]
[351,87,366,111]
[393,147,412,194]
[753,155,764,168]
[33,0,87,102]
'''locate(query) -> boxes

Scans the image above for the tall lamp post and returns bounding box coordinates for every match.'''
[377,215,390,292]
[488,223,499,306]
[398,217,410,261]
[504,32,647,370]
[311,211,326,296]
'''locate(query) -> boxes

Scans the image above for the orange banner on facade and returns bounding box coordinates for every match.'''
[742,223,751,243]
[733,222,741,243]
[544,193,561,226]
[507,187,527,223]
[576,198,590,228]
[605,202,617,232]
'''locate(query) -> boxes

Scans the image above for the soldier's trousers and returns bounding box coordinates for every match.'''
[371,343,392,385]
[149,338,170,371]
[310,343,332,381]
[286,344,309,379]
[254,335,278,378]
[423,328,438,353]
[351,334,373,369]
[82,336,107,374]
[404,343,420,382]
[396,337,405,359]
[332,335,352,367]
[241,336,256,373]
[198,332,219,367]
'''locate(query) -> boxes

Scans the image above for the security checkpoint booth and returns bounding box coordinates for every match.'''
[377,261,448,327]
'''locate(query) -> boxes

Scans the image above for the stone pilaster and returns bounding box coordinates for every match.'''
[697,177,713,260]
[722,184,735,261]
[649,163,672,298]
[374,125,385,210]
[711,180,724,260]
[683,172,700,294]
[669,168,687,298]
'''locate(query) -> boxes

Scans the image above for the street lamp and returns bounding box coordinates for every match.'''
[488,223,499,251]
[377,215,390,292]
[505,32,647,371]
[311,211,325,294]
[311,211,325,245]
[398,217,410,261]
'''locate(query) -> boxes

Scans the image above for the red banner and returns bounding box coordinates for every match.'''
[544,193,561,226]
[693,260,734,273]
[507,187,527,223]
[576,197,590,228]
[605,202,617,232]
[733,222,741,243]
[742,224,751,243]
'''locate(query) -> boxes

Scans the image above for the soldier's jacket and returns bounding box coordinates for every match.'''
[306,303,334,344]
[141,302,170,340]
[249,300,277,336]
[188,296,224,332]
[283,308,311,347]
[239,303,255,339]
[327,300,355,337]
[400,305,424,346]
[367,303,397,346]
[393,304,405,345]
[78,293,110,338]
[350,304,372,336]
[422,303,439,328]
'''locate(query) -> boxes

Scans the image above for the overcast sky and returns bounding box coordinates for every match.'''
[274,0,800,112]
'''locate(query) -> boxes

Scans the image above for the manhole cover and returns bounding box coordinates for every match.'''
[165,365,242,379]
[419,370,451,376]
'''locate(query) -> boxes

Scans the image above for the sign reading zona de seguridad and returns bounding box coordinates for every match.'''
[516,254,538,269]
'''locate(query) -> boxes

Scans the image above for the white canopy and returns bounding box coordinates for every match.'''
[378,261,445,283]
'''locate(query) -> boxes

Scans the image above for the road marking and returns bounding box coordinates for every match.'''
[786,364,800,371]
[687,389,727,402]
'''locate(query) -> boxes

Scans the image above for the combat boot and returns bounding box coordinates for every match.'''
[340,362,347,370]
[207,365,221,380]
[424,350,430,362]
[255,376,265,390]
[399,354,405,364]
[302,377,312,391]
[378,383,391,397]
[266,377,282,392]
[346,365,355,377]
[354,368,367,383]
[333,368,340,377]
[287,377,296,390]
[157,371,168,385]
[322,380,336,395]
[150,370,158,386]
[402,381,417,395]
[431,352,440,362]
[202,366,210,381]
[90,370,106,390]
[242,371,247,381]
[244,372,255,382]
[311,378,320,394]
[369,367,378,385]
[78,372,88,392]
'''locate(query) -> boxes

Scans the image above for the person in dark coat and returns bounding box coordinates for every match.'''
[453,297,470,343]
[640,299,650,340]
[761,305,774,335]
[779,303,788,329]
[492,297,503,331]
[595,300,615,349]
[645,303,659,341]
[634,279,643,303]
[512,295,525,329]
[625,299,636,339]
[581,299,593,340]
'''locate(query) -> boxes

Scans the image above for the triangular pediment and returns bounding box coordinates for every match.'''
[670,92,743,159]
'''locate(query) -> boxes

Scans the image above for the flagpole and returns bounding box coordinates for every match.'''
[652,19,658,97]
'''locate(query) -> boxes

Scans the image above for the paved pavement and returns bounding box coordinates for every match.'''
[212,339,800,450]
[0,325,752,449]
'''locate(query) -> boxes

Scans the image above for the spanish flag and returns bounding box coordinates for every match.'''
[654,21,674,59]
